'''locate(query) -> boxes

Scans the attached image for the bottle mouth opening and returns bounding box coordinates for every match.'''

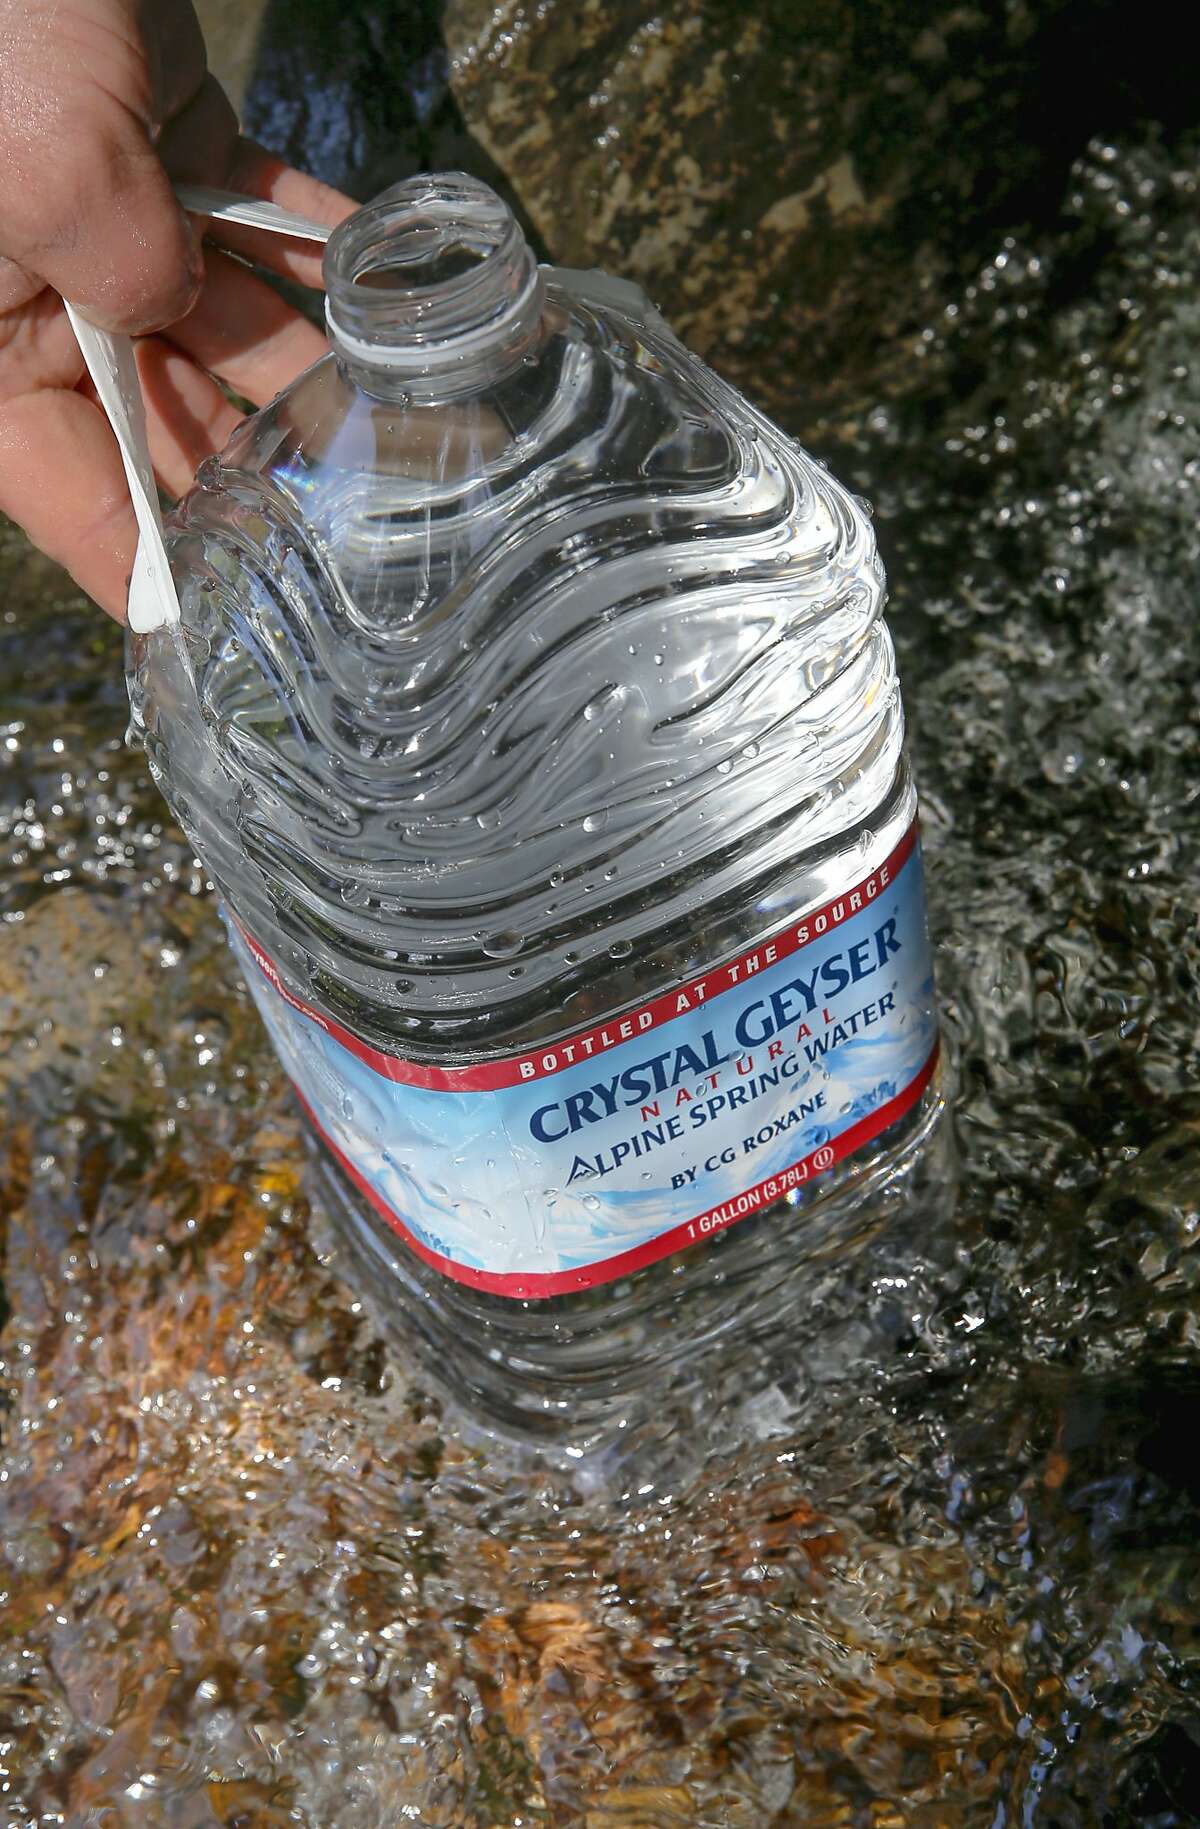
[353,243,490,293]
[324,174,543,389]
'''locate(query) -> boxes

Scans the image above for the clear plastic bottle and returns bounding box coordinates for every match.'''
[128,173,945,1442]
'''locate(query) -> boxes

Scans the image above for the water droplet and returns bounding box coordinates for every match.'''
[608,938,632,959]
[1044,738,1086,784]
[742,740,761,760]
[583,810,609,834]
[482,929,523,958]
[475,807,502,830]
[583,1194,601,1212]
[549,869,564,888]
[340,880,368,907]
[583,684,626,722]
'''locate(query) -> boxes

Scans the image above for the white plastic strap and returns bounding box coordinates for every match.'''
[65,302,184,633]
[66,187,331,635]
[174,186,334,246]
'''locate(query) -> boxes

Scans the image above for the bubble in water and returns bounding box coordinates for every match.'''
[482,930,523,958]
[340,880,369,908]
[1044,737,1086,783]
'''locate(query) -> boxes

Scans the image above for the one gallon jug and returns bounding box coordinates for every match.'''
[128,174,944,1439]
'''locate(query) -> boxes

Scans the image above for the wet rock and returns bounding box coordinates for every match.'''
[194,0,270,111]
[240,0,475,201]
[443,0,1192,438]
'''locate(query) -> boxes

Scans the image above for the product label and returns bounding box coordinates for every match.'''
[231,822,939,1299]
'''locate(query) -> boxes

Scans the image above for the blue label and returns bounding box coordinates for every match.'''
[231,824,939,1298]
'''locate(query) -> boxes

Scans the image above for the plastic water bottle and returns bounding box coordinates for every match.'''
[128,173,944,1441]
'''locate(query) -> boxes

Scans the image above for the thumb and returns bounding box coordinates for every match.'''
[3,120,205,335]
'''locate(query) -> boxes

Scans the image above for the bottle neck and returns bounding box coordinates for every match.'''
[323,174,544,401]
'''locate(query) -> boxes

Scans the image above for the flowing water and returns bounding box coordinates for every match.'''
[2,125,1200,1824]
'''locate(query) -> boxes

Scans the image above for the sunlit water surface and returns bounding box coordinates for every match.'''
[2,133,1199,1825]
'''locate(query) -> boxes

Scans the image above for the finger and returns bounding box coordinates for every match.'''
[0,387,137,619]
[0,289,85,402]
[138,0,209,128]
[0,257,46,317]
[1,119,204,336]
[157,73,241,189]
[194,139,357,289]
[133,336,242,498]
[164,249,329,406]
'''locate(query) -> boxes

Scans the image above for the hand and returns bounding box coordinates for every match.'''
[0,0,356,619]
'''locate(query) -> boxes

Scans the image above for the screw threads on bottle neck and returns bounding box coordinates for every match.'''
[323,174,544,398]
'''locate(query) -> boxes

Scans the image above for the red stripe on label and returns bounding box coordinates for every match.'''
[295,1038,940,1300]
[240,820,921,1094]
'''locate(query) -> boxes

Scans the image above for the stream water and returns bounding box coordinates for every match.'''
[1,73,1199,1829]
